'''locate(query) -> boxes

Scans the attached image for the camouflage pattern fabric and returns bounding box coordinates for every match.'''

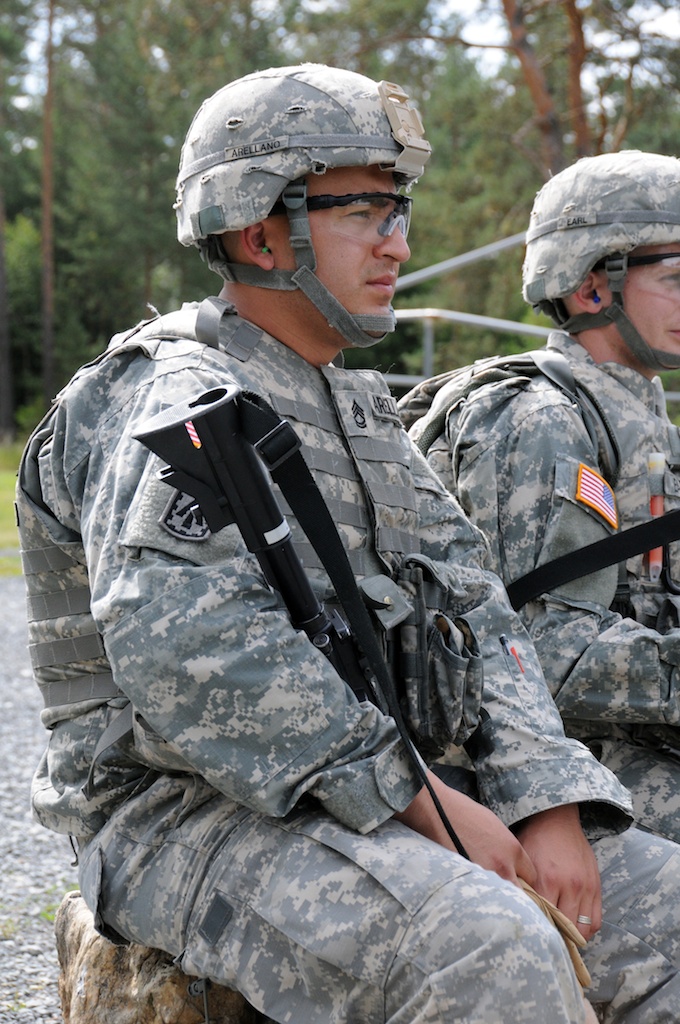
[175,64,430,243]
[522,151,680,307]
[76,782,680,1023]
[408,329,680,844]
[17,303,680,1020]
[21,303,632,840]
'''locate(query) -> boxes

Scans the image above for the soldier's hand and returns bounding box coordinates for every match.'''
[514,802,602,940]
[394,770,537,888]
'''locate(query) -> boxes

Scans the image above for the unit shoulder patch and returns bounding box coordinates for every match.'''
[575,464,618,529]
[160,490,211,541]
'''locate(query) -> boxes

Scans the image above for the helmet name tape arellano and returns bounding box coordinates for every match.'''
[175,64,431,243]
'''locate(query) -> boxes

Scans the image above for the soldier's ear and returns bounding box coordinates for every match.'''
[241,223,275,268]
[572,271,610,312]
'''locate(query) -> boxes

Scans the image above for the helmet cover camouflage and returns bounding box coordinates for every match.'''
[175,63,431,246]
[523,150,680,305]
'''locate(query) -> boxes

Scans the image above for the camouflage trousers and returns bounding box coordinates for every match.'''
[571,722,680,845]
[78,775,680,1023]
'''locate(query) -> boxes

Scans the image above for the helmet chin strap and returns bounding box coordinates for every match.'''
[204,179,397,350]
[291,265,395,348]
[547,253,680,372]
[280,179,395,348]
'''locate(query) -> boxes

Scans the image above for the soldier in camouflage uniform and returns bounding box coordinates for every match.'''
[402,150,680,851]
[15,71,680,1022]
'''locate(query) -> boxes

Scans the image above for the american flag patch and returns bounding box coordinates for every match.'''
[575,464,618,529]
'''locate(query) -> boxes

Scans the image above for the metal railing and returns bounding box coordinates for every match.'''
[387,231,546,388]
[389,308,550,388]
[387,234,680,402]
[394,232,527,293]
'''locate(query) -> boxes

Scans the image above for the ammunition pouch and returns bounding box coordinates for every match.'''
[389,554,483,760]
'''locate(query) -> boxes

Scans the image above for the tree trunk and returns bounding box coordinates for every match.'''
[564,0,592,159]
[0,185,14,442]
[41,0,56,409]
[500,0,565,175]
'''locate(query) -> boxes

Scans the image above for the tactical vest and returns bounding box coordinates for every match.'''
[400,342,680,625]
[17,299,423,837]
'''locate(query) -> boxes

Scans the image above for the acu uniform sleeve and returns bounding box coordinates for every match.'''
[450,382,680,732]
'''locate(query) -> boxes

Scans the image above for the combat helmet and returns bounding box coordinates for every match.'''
[523,150,680,370]
[174,63,431,348]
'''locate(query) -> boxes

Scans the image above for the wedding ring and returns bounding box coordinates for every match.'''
[577,915,592,925]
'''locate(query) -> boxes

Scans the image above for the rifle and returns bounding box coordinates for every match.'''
[135,381,471,859]
[134,383,377,704]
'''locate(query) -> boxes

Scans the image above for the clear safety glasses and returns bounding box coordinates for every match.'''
[626,251,680,268]
[626,251,680,295]
[272,192,412,243]
[305,192,412,242]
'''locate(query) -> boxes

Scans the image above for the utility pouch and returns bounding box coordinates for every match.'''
[394,554,483,759]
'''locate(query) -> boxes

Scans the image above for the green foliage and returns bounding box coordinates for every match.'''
[0,467,20,555]
[3,0,680,417]
[5,214,42,413]
[0,447,21,575]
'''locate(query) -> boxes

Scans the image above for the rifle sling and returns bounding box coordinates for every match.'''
[237,390,405,712]
[237,389,470,857]
[506,508,680,610]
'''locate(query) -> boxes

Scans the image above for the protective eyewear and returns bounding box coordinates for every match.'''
[594,251,680,296]
[626,251,680,296]
[626,252,680,268]
[272,192,412,242]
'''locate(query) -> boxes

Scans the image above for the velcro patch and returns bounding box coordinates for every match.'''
[369,392,399,421]
[575,464,618,529]
[197,891,234,947]
[159,490,211,541]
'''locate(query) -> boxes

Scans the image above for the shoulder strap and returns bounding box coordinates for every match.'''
[235,390,470,857]
[411,356,526,457]
[411,349,620,486]
[506,509,680,610]
[195,296,264,362]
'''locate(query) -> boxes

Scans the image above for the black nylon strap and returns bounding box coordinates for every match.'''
[236,389,470,858]
[506,508,680,610]
[237,389,398,712]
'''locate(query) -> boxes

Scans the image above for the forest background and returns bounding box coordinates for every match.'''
[2,0,680,444]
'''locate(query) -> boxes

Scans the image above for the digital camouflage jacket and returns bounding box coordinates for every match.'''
[16,306,632,845]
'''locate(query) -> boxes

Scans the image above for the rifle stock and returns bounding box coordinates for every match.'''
[134,384,376,702]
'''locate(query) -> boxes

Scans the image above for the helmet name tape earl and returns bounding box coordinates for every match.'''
[523,150,680,304]
[522,150,680,371]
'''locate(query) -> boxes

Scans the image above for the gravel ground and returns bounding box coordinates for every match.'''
[0,575,78,1023]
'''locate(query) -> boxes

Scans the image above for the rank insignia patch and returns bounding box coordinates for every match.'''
[160,490,211,541]
[575,464,618,529]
